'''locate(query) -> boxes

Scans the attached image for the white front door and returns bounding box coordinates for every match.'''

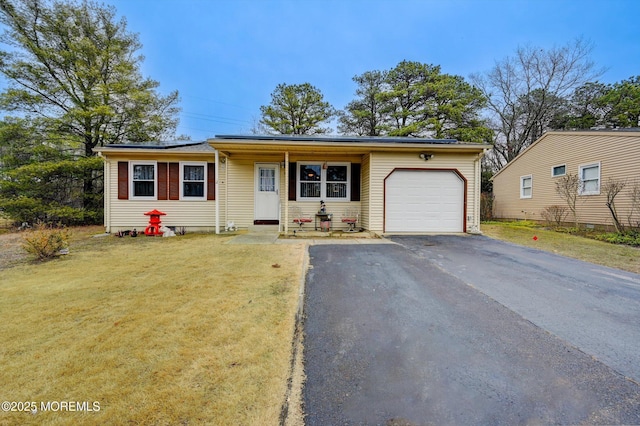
[254,163,280,222]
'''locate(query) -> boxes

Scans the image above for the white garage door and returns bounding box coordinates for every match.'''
[385,170,464,233]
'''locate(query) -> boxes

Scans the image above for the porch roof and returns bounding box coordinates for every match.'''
[94,141,215,157]
[209,134,489,156]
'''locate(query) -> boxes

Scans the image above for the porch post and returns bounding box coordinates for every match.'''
[215,149,220,234]
[284,151,289,233]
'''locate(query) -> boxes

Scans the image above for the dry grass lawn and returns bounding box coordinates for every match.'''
[0,229,305,425]
[482,222,640,274]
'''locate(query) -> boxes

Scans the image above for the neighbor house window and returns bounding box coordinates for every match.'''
[131,162,156,199]
[180,162,206,200]
[520,175,532,199]
[552,164,566,177]
[579,162,600,195]
[298,163,350,201]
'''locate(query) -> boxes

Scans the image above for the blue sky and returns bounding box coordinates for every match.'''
[107,0,640,140]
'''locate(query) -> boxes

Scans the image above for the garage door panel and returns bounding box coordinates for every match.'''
[385,170,463,233]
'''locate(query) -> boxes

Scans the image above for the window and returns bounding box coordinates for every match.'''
[300,164,321,198]
[520,175,532,199]
[298,163,350,201]
[552,164,566,177]
[131,162,156,199]
[579,162,600,195]
[326,165,348,198]
[259,167,276,192]
[180,162,206,200]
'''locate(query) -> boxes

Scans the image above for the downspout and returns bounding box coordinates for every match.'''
[284,151,289,234]
[215,149,220,234]
[471,149,488,234]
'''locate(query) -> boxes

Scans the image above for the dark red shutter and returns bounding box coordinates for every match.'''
[288,162,297,201]
[169,162,180,200]
[157,162,168,200]
[351,163,361,201]
[117,161,128,200]
[207,163,215,200]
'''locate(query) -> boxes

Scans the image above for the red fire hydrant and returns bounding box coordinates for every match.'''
[144,209,166,236]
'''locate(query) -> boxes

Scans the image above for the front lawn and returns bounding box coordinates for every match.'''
[482,221,640,274]
[0,230,305,425]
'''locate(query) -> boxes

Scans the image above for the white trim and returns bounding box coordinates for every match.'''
[520,174,532,199]
[130,160,157,200]
[551,164,566,177]
[297,162,351,201]
[179,161,207,201]
[215,151,219,234]
[579,162,601,196]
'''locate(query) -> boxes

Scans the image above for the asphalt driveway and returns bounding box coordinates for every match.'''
[302,235,640,425]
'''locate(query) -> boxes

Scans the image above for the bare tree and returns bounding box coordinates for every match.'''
[603,178,626,232]
[471,38,605,170]
[555,173,581,228]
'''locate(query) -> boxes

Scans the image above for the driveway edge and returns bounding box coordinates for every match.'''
[280,243,310,426]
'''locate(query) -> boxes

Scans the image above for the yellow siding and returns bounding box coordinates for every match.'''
[218,159,228,228]
[368,151,480,232]
[360,154,371,230]
[225,158,256,228]
[226,155,364,231]
[105,159,216,232]
[493,132,640,227]
[286,155,362,231]
[104,149,483,234]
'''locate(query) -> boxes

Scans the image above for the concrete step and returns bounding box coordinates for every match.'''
[248,224,280,233]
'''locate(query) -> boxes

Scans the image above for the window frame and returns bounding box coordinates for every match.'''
[579,162,601,196]
[130,161,157,200]
[179,161,207,201]
[551,164,566,177]
[520,174,533,199]
[297,162,351,202]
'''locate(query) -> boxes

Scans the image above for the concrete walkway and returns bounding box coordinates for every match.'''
[226,232,280,244]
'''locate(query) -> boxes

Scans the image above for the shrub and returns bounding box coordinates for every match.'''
[480,192,494,221]
[593,231,640,247]
[541,205,568,228]
[22,225,71,260]
[0,157,103,226]
[0,197,100,226]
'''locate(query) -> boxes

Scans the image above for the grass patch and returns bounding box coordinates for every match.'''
[482,221,640,274]
[0,231,305,425]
